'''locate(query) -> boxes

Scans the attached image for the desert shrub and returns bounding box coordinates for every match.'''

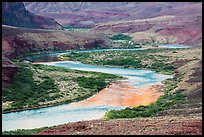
[75,76,107,92]
[2,127,50,135]
[33,64,71,72]
[102,58,143,68]
[2,63,60,110]
[109,34,133,41]
[104,91,186,119]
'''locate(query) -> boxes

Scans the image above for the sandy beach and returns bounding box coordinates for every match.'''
[70,82,164,107]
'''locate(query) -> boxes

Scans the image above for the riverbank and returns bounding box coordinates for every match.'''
[2,63,122,113]
[58,48,181,75]
[6,80,162,114]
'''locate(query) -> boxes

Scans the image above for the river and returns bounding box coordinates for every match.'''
[2,45,188,131]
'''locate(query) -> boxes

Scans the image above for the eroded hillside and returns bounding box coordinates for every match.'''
[2,25,110,87]
[93,14,201,47]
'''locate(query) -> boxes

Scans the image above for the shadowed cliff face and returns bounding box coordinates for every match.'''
[2,2,62,29]
[2,55,19,88]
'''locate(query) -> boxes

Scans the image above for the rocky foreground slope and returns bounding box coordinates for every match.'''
[35,116,202,135]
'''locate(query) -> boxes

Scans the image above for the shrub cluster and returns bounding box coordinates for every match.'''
[104,90,186,119]
[3,63,60,110]
[109,34,133,41]
[75,76,107,92]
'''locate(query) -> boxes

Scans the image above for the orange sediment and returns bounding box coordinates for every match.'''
[70,82,164,107]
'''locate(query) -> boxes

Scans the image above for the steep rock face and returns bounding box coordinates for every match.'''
[2,2,62,29]
[2,56,19,86]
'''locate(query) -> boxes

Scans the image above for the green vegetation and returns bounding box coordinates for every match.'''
[101,57,143,68]
[104,92,186,119]
[32,63,72,72]
[147,61,176,75]
[59,48,181,75]
[121,42,142,48]
[109,34,133,41]
[163,74,183,93]
[2,62,60,111]
[103,73,186,119]
[75,76,107,92]
[32,64,121,80]
[2,127,50,135]
[109,34,143,48]
[2,62,122,112]
[114,41,142,48]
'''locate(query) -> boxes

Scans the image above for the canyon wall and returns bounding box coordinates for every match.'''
[2,2,62,29]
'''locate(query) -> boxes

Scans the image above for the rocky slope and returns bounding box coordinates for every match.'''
[24,2,200,27]
[24,2,132,27]
[93,12,201,47]
[2,2,62,29]
[35,116,202,135]
[2,25,109,58]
